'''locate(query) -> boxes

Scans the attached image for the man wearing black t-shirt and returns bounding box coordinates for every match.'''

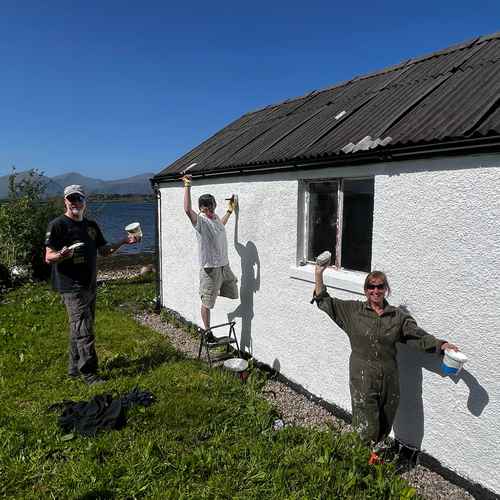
[45,185,137,385]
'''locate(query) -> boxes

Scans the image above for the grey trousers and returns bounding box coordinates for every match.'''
[62,287,98,379]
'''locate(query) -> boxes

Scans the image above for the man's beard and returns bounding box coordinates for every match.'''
[70,207,84,219]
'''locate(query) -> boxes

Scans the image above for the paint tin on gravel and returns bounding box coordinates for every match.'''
[442,350,467,375]
[223,358,249,381]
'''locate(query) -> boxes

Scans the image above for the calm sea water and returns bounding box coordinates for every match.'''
[88,200,155,254]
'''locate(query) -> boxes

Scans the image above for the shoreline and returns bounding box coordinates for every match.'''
[97,252,155,272]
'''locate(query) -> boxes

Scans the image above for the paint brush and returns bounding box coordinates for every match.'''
[180,162,197,175]
[225,194,238,211]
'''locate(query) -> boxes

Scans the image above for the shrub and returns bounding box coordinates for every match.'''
[0,168,62,281]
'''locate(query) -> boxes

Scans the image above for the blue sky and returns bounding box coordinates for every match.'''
[1,1,499,180]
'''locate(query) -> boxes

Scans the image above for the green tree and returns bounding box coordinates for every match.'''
[0,167,62,282]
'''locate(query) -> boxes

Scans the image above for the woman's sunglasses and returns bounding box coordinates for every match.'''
[366,283,386,290]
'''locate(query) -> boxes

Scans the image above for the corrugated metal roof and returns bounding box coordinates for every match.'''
[154,32,500,180]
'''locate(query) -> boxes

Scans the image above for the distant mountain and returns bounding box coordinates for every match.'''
[51,171,154,195]
[96,173,155,195]
[0,171,154,198]
[51,172,108,193]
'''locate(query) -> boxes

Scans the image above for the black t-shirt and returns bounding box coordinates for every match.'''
[45,215,107,292]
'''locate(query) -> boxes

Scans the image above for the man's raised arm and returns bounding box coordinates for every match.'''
[182,175,197,225]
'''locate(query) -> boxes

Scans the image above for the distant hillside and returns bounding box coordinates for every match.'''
[51,172,108,193]
[0,171,154,198]
[51,171,154,195]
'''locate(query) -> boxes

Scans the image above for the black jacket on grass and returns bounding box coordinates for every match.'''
[51,388,155,437]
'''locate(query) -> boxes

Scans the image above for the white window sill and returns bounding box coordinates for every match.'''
[289,264,366,296]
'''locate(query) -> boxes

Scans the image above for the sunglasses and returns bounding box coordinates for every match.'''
[366,283,386,290]
[66,194,85,203]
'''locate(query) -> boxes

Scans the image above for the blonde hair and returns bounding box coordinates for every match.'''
[364,270,391,296]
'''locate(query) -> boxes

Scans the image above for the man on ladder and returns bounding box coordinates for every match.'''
[181,174,238,341]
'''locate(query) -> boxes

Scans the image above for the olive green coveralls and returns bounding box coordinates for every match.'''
[313,285,443,446]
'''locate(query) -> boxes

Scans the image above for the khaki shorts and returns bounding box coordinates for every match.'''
[199,265,238,309]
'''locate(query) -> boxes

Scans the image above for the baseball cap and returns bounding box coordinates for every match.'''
[64,185,86,198]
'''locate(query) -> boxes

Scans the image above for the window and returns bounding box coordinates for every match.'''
[302,178,374,272]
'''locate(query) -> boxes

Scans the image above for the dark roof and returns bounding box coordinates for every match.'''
[154,32,500,181]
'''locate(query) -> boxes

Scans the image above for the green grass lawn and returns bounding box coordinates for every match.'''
[0,280,417,499]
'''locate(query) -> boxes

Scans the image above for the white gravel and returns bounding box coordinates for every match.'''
[97,267,143,281]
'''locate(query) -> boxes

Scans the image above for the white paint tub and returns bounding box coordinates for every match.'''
[442,350,468,375]
[125,222,143,241]
[223,358,249,381]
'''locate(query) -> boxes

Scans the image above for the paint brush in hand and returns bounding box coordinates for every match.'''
[180,162,197,175]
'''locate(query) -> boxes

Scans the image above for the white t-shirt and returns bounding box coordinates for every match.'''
[194,213,229,268]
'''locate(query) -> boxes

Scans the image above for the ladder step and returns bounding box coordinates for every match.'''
[206,336,237,347]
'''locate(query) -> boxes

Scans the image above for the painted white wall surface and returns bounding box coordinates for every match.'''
[158,153,500,494]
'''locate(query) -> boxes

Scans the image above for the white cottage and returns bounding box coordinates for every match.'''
[152,33,500,496]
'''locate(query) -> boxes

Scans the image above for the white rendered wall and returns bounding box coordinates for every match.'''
[158,153,500,493]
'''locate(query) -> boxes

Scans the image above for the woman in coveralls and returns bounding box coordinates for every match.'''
[312,262,459,463]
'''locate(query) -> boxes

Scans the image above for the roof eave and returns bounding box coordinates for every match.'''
[151,135,500,185]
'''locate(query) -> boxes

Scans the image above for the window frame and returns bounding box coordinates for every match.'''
[298,176,374,271]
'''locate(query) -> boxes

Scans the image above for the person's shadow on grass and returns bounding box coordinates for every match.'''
[227,208,260,355]
[103,344,184,377]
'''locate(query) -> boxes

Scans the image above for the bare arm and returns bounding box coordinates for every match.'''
[182,175,197,225]
[98,235,136,257]
[314,263,327,296]
[45,246,73,264]
[221,209,232,225]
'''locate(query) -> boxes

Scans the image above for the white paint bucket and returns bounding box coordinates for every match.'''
[442,350,468,375]
[223,358,249,381]
[125,222,142,241]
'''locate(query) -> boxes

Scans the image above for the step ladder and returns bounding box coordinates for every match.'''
[197,321,239,367]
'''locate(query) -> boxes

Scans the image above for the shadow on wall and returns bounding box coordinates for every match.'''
[227,210,260,355]
[272,358,281,374]
[394,343,489,449]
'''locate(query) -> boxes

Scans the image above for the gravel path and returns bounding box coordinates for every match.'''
[98,267,144,282]
[99,269,476,499]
